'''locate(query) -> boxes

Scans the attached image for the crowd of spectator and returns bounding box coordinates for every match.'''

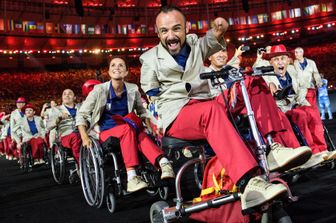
[1,42,335,113]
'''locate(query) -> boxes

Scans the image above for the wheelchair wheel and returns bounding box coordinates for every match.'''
[143,163,169,200]
[43,143,50,168]
[194,162,205,190]
[261,206,293,223]
[21,144,33,173]
[106,191,116,214]
[79,138,105,208]
[50,142,66,184]
[150,201,169,223]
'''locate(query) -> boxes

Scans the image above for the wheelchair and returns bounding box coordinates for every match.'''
[79,136,169,214]
[150,66,295,223]
[20,140,49,173]
[50,139,78,184]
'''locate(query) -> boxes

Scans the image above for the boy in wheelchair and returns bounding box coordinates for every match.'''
[47,89,82,167]
[263,44,336,168]
[18,103,47,166]
[76,57,175,193]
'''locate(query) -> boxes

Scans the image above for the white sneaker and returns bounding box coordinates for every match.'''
[160,162,175,179]
[267,143,312,172]
[325,150,336,160]
[127,176,148,193]
[241,176,287,213]
[300,152,328,169]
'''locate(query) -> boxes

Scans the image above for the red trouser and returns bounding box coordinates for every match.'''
[0,141,4,154]
[60,133,82,163]
[4,137,17,158]
[286,105,327,154]
[100,123,163,168]
[228,76,300,148]
[27,137,45,159]
[167,98,258,183]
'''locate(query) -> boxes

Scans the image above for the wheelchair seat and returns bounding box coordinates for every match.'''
[161,136,207,150]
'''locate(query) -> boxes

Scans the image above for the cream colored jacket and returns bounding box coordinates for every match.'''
[20,116,45,143]
[10,109,24,143]
[47,104,80,137]
[294,58,322,89]
[76,81,148,139]
[262,65,310,113]
[140,31,225,132]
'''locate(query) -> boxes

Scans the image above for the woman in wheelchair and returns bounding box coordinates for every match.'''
[19,103,47,165]
[77,57,175,193]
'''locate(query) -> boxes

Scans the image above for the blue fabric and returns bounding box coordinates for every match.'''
[146,88,160,97]
[19,111,24,117]
[148,102,158,117]
[99,83,129,131]
[318,79,329,97]
[7,127,11,136]
[277,72,294,95]
[299,58,308,70]
[28,119,38,135]
[173,44,191,70]
[65,106,77,118]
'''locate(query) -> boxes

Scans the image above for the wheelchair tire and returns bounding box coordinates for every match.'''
[43,143,50,168]
[261,207,293,223]
[106,191,116,214]
[194,162,204,190]
[157,186,169,200]
[21,144,33,173]
[51,142,66,184]
[150,201,169,223]
[79,139,105,208]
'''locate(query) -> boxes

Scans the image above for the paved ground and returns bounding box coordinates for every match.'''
[1,119,336,223]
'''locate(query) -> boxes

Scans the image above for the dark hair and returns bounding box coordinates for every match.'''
[109,56,128,70]
[155,5,186,22]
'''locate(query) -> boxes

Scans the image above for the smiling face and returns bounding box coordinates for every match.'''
[62,89,75,105]
[155,10,188,56]
[209,50,228,70]
[25,108,35,118]
[16,102,25,110]
[108,58,128,81]
[270,55,289,77]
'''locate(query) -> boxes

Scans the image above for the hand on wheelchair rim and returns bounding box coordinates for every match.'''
[82,137,92,149]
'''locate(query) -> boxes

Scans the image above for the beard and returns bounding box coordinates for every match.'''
[162,37,183,56]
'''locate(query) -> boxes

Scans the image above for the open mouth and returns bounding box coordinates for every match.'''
[166,39,180,51]
[278,66,285,72]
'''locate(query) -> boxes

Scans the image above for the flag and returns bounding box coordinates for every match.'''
[81,24,86,34]
[46,23,53,33]
[0,19,4,31]
[37,22,44,33]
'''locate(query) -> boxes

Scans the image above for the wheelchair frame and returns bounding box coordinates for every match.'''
[50,139,77,184]
[150,67,295,223]
[79,136,169,214]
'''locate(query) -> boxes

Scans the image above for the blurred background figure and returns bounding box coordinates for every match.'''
[318,74,333,120]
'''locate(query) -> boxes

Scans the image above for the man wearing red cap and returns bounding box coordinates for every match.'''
[9,97,26,160]
[206,48,312,156]
[263,44,335,167]
[20,104,46,165]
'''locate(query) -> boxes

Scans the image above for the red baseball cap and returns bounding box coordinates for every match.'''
[263,44,293,60]
[16,97,26,103]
